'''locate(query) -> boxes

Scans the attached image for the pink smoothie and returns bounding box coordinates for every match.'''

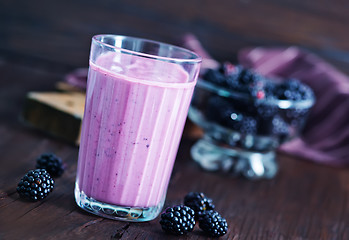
[76,52,196,207]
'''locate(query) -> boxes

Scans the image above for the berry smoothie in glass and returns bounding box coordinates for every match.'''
[74,35,201,222]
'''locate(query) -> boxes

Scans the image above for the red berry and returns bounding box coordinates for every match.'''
[223,62,235,76]
[256,90,265,99]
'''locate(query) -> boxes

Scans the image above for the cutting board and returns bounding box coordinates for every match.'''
[21,85,85,145]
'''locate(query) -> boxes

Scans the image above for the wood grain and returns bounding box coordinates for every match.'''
[21,91,85,145]
[1,0,349,72]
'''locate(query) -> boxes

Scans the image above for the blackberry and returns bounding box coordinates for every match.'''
[204,62,240,88]
[198,210,228,237]
[206,96,246,132]
[204,64,271,101]
[240,116,257,134]
[225,66,250,92]
[264,81,277,99]
[237,67,256,85]
[225,109,244,131]
[226,66,267,97]
[255,102,277,119]
[36,153,64,177]
[17,169,55,201]
[286,108,309,127]
[159,205,196,235]
[222,61,236,76]
[254,103,277,135]
[206,96,234,124]
[272,115,290,143]
[203,68,226,86]
[275,79,313,101]
[184,192,215,219]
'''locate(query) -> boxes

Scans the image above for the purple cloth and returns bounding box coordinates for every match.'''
[64,68,88,90]
[239,47,349,166]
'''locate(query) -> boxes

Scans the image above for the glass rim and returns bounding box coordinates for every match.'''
[92,34,202,64]
[197,78,316,109]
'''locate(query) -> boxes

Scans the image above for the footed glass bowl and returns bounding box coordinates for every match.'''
[188,76,315,179]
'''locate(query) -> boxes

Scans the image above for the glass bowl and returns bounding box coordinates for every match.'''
[188,68,315,179]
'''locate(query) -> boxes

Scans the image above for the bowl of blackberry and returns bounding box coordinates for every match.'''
[188,63,315,179]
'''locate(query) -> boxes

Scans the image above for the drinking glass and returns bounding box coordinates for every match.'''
[74,34,201,222]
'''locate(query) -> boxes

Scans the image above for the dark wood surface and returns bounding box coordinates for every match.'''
[1,1,349,239]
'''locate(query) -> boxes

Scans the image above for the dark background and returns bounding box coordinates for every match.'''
[1,0,349,71]
[1,1,349,239]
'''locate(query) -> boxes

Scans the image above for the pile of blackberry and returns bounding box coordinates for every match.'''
[17,153,64,202]
[202,63,314,143]
[160,192,228,237]
[204,63,269,100]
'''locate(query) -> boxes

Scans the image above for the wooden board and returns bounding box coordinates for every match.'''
[21,91,85,145]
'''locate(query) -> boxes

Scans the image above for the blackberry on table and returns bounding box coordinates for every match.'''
[17,169,55,201]
[184,192,215,219]
[159,205,196,235]
[198,210,228,237]
[36,153,64,177]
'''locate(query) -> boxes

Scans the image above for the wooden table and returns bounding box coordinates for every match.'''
[1,1,349,239]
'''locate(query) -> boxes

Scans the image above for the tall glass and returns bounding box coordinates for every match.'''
[74,35,201,222]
